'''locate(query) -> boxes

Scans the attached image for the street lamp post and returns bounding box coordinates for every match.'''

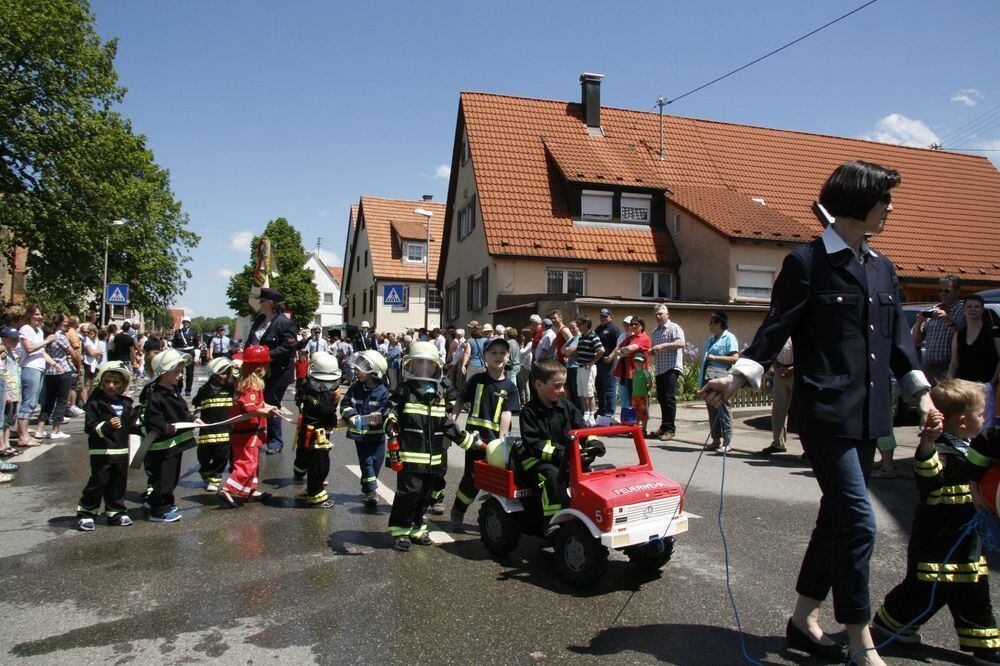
[100,219,126,327]
[413,208,434,332]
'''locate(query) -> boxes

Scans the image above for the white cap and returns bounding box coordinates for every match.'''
[181,317,191,323]
[494,325,506,336]
[529,314,542,324]
[455,328,465,337]
[482,323,493,332]
[361,320,370,328]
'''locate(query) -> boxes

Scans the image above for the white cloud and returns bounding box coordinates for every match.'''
[215,268,235,279]
[434,164,451,179]
[863,113,940,148]
[950,88,982,107]
[316,249,342,269]
[228,230,254,252]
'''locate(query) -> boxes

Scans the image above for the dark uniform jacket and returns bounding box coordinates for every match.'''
[295,378,340,450]
[247,312,299,386]
[341,381,391,443]
[171,328,200,354]
[385,381,472,474]
[463,371,520,439]
[740,235,922,440]
[518,397,592,470]
[139,382,195,455]
[192,380,234,446]
[351,331,377,352]
[84,390,140,462]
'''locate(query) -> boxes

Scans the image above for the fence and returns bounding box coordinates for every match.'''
[729,384,773,408]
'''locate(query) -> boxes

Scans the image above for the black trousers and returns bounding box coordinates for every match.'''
[655,369,680,433]
[183,357,195,394]
[879,570,997,650]
[293,445,331,502]
[389,470,435,535]
[452,446,486,515]
[145,449,183,517]
[40,371,73,425]
[197,442,229,484]
[78,459,128,517]
[565,366,580,410]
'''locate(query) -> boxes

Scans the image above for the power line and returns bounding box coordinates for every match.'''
[666,0,880,105]
[937,101,1000,144]
[943,114,1000,149]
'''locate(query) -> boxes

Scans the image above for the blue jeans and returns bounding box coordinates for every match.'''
[18,367,43,420]
[796,436,877,624]
[707,402,731,446]
[264,381,291,451]
[596,361,615,416]
[354,439,386,493]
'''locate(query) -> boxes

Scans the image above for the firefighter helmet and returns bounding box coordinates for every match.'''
[95,360,132,391]
[351,350,387,379]
[151,348,190,378]
[241,345,271,364]
[308,351,342,382]
[485,437,515,469]
[403,341,442,384]
[207,357,234,376]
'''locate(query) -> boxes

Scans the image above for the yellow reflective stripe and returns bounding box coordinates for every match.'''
[913,452,943,477]
[493,395,505,424]
[399,451,443,465]
[403,403,430,416]
[89,448,129,455]
[540,480,562,516]
[522,456,540,470]
[967,448,996,468]
[456,489,475,505]
[540,441,556,461]
[95,421,107,438]
[410,524,428,538]
[958,627,1000,638]
[198,433,230,444]
[926,484,973,505]
[389,526,410,537]
[875,608,919,634]
[472,384,485,420]
[199,398,233,408]
[918,557,987,573]
[958,636,1000,648]
[467,417,500,431]
[306,490,329,504]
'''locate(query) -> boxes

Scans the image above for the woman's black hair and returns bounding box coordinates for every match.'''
[710,311,729,330]
[965,293,985,306]
[819,160,901,221]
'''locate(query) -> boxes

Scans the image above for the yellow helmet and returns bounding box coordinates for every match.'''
[351,350,387,379]
[485,437,515,469]
[403,341,442,384]
[95,361,132,391]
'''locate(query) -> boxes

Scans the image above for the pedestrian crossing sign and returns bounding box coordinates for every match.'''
[106,283,129,305]
[383,284,405,306]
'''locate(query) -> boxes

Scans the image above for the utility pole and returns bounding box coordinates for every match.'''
[657,96,666,160]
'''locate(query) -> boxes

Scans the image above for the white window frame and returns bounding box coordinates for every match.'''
[581,190,613,222]
[546,268,586,295]
[671,213,682,235]
[403,242,427,264]
[391,286,410,312]
[638,271,674,300]
[735,264,776,301]
[620,193,652,225]
[323,292,334,305]
[427,286,442,312]
[458,196,476,241]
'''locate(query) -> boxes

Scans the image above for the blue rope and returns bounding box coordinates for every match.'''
[846,512,987,664]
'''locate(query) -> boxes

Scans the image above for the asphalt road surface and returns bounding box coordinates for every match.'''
[0,366,993,664]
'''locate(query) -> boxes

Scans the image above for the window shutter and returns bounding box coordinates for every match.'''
[467,275,474,310]
[453,278,461,321]
[481,266,489,310]
[471,195,477,232]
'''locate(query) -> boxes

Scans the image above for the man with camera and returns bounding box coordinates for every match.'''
[913,275,964,385]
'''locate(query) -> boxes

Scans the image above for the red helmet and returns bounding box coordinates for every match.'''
[241,345,271,363]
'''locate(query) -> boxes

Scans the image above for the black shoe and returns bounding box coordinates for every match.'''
[363,491,378,507]
[974,647,1000,665]
[785,618,847,662]
[758,445,788,456]
[411,533,433,546]
[393,535,411,552]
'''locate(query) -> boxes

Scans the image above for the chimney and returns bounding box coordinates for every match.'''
[422,194,433,201]
[579,73,605,135]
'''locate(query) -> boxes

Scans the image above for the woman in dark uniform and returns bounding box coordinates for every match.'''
[246,288,299,454]
[702,161,937,666]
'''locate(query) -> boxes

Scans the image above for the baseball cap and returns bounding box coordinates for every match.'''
[0,327,19,339]
[181,316,191,323]
[622,315,634,325]
[600,308,612,317]
[484,337,509,353]
[541,318,553,326]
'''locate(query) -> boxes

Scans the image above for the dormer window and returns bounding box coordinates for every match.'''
[581,190,613,221]
[403,242,427,264]
[621,193,652,224]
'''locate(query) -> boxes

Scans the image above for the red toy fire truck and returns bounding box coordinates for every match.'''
[473,425,688,587]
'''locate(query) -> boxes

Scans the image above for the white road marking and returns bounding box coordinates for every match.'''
[345,464,455,544]
[12,443,57,462]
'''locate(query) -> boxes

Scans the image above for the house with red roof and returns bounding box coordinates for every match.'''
[341,195,446,332]
[437,74,1000,338]
[303,249,344,329]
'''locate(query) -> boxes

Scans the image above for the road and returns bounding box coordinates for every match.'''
[0,365,991,664]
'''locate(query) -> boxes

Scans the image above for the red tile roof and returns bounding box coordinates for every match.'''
[352,196,446,284]
[454,91,1000,281]
[327,266,343,286]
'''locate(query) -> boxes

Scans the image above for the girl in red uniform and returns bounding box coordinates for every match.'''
[219,345,277,507]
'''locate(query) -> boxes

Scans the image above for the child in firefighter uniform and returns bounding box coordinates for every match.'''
[516,359,605,519]
[872,379,1000,664]
[449,336,519,530]
[192,357,235,492]
[340,350,391,507]
[293,351,341,507]
[77,361,140,531]
[139,349,196,523]
[219,345,278,507]
[385,341,480,551]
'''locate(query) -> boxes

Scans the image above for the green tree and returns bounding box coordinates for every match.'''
[190,315,236,338]
[0,0,199,314]
[226,218,319,329]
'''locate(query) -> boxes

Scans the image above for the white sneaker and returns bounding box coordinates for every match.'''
[69,406,85,417]
[0,472,14,483]
[49,432,71,440]
[205,482,219,492]
[78,517,95,531]
[35,432,49,439]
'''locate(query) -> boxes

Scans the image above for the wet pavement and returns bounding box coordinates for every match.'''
[0,367,992,664]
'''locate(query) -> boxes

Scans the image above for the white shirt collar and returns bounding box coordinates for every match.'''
[821,223,878,259]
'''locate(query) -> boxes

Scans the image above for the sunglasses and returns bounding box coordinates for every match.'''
[879,192,892,205]
[938,288,953,293]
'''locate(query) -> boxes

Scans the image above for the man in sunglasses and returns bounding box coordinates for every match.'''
[913,275,964,385]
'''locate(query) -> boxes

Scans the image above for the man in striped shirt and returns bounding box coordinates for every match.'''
[574,317,605,426]
[649,304,686,441]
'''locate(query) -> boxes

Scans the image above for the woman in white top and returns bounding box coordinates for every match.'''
[17,304,55,446]
[81,325,102,405]
[34,314,80,440]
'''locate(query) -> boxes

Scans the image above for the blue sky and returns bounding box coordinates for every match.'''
[90,0,1000,317]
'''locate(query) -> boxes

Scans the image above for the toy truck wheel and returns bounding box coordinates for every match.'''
[625,537,675,574]
[554,519,608,587]
[478,497,520,555]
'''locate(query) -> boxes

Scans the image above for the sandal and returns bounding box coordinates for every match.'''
[16,437,44,447]
[716,445,734,454]
[0,448,19,458]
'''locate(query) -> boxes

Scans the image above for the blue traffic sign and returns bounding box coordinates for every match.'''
[382,284,406,306]
[106,283,129,305]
